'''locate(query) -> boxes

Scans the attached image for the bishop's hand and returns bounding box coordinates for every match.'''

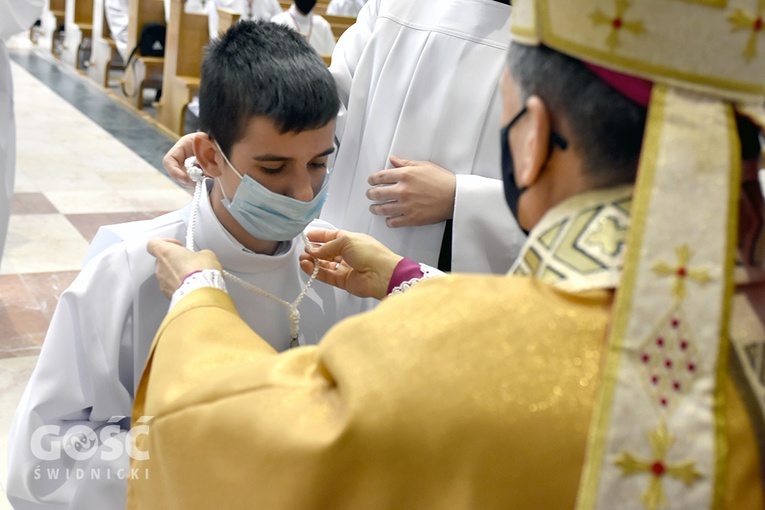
[147,238,223,298]
[299,229,403,300]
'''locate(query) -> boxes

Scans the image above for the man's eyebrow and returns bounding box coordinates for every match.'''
[251,146,335,162]
[315,147,336,158]
[251,154,290,162]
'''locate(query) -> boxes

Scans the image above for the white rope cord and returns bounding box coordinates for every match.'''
[184,159,320,346]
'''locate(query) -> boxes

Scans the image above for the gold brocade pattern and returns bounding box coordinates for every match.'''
[510,185,632,292]
[652,245,712,300]
[589,0,646,51]
[728,1,765,62]
[637,306,701,413]
[572,85,739,510]
[615,423,703,510]
[510,0,765,101]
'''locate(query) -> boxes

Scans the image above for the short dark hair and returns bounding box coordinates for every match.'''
[199,20,340,158]
[507,43,647,188]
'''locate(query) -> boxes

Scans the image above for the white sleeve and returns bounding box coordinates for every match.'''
[0,0,42,40]
[169,268,227,309]
[6,249,138,510]
[451,174,526,274]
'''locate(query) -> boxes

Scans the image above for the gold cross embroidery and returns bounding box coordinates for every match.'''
[590,0,646,50]
[615,424,703,510]
[728,0,765,61]
[652,244,711,301]
[587,216,627,257]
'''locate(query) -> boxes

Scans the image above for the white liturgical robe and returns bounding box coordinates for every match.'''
[272,5,335,56]
[325,0,525,277]
[1,0,42,260]
[6,180,347,509]
[326,0,366,17]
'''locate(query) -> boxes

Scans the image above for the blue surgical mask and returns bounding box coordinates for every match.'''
[216,141,330,241]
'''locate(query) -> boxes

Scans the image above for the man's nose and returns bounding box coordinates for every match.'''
[289,169,316,202]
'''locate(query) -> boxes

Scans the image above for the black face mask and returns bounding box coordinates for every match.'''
[294,0,316,14]
[500,105,568,234]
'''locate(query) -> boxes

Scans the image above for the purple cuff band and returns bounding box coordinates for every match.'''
[387,258,423,295]
[182,270,203,284]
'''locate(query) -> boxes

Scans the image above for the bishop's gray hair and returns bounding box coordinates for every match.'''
[506,43,648,188]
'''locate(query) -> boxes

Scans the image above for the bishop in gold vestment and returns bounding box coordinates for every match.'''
[128,185,765,509]
[130,1,765,508]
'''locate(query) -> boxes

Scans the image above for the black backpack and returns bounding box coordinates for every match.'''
[134,22,166,59]
[120,23,167,97]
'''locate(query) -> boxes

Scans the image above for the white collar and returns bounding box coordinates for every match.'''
[510,184,633,292]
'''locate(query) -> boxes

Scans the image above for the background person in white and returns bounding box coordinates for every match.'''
[326,0,365,17]
[325,0,523,290]
[272,0,335,57]
[0,0,43,261]
[206,0,281,39]
[6,21,347,509]
[103,0,128,60]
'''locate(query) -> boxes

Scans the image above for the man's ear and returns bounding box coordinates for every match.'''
[194,134,223,178]
[516,95,552,188]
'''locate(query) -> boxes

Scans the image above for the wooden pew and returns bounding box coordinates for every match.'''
[73,0,94,68]
[60,0,95,68]
[156,0,209,136]
[323,13,354,40]
[217,7,241,37]
[120,0,165,109]
[49,0,66,56]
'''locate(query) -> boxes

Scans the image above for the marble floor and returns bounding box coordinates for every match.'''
[1,34,193,507]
